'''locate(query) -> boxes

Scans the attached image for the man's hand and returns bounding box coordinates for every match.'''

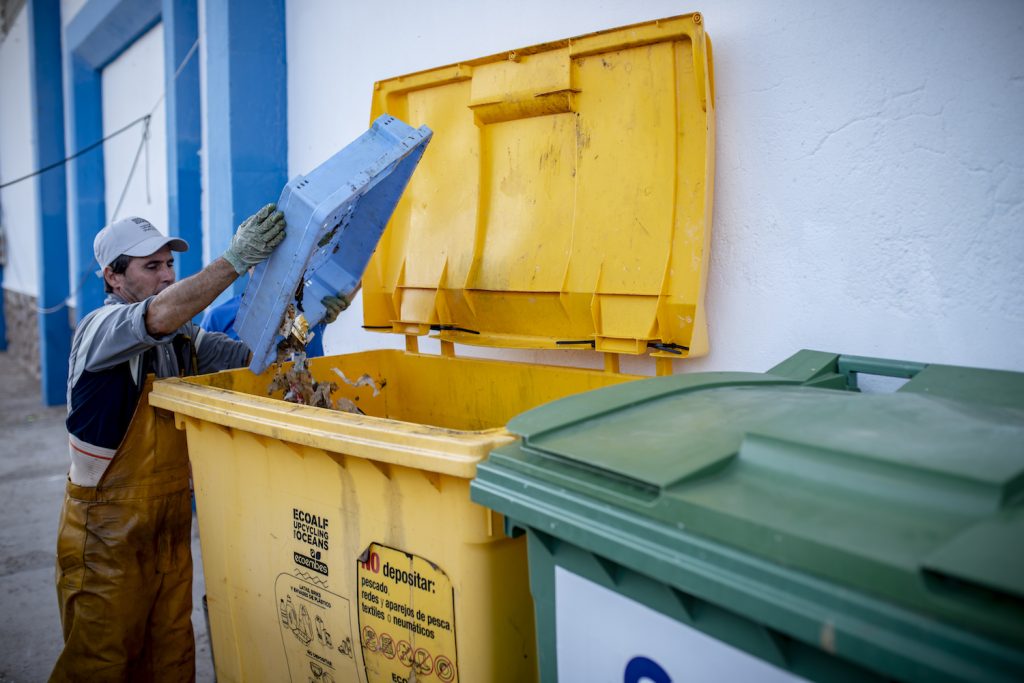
[321,293,351,325]
[223,203,286,274]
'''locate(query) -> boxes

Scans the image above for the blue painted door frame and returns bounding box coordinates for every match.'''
[52,0,203,406]
[65,0,287,309]
[64,0,205,320]
[65,0,162,321]
[57,0,286,403]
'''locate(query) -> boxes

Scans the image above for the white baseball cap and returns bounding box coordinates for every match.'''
[94,216,189,277]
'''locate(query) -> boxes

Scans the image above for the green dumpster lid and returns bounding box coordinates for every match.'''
[476,350,1024,653]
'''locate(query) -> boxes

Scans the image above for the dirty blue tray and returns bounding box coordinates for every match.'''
[236,115,432,373]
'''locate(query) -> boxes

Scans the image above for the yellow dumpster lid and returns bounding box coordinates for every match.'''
[365,13,715,357]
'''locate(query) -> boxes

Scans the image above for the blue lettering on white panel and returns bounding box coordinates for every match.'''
[624,655,671,683]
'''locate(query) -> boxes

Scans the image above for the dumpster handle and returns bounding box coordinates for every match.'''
[837,354,927,390]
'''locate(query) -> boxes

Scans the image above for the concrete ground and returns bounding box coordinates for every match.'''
[0,350,215,682]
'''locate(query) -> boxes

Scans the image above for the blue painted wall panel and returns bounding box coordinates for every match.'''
[28,0,72,405]
[66,55,106,319]
[205,0,288,295]
[162,0,201,278]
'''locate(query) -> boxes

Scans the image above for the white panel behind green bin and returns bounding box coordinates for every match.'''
[236,115,431,374]
[555,567,807,682]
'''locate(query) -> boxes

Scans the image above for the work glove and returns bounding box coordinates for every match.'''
[321,281,360,325]
[223,203,286,274]
[320,293,352,325]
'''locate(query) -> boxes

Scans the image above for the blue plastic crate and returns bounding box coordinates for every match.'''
[236,115,432,373]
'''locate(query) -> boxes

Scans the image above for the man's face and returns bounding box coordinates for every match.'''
[106,245,176,303]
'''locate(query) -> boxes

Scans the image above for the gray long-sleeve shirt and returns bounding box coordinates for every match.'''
[65,293,250,485]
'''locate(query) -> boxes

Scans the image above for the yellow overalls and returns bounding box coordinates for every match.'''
[51,376,195,682]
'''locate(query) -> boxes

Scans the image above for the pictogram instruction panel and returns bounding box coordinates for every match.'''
[356,543,458,683]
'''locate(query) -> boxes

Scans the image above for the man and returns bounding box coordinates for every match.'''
[52,205,286,681]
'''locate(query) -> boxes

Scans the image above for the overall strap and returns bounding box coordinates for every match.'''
[92,377,190,499]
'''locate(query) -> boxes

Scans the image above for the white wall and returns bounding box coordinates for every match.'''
[59,0,87,26]
[299,0,1022,375]
[101,22,169,238]
[696,0,1024,375]
[0,5,39,296]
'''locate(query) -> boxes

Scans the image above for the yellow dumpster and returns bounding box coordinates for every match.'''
[150,12,714,683]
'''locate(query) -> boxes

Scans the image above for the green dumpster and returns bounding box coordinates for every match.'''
[470,350,1024,682]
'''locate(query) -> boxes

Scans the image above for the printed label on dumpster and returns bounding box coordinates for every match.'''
[275,573,359,682]
[356,543,458,683]
[291,507,332,580]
